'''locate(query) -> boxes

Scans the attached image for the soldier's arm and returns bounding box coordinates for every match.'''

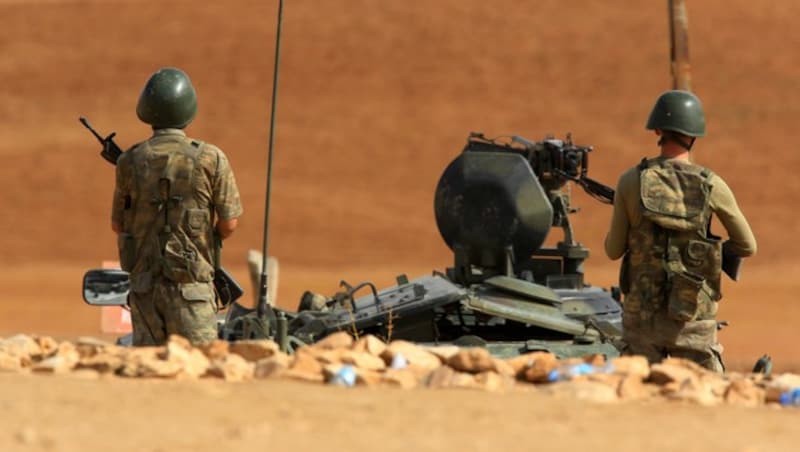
[604,171,633,260]
[211,150,244,239]
[111,155,128,235]
[709,174,757,257]
[217,218,238,239]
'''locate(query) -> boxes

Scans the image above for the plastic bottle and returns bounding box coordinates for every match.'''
[547,362,612,382]
[329,365,357,387]
[778,388,800,406]
[390,353,408,370]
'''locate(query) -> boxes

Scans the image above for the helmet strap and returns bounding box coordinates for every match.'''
[658,132,695,151]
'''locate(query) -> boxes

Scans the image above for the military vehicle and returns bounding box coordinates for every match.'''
[83,131,623,358]
[278,132,622,357]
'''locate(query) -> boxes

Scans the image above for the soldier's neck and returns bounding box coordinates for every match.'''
[659,145,691,161]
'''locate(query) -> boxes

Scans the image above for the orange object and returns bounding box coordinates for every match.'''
[100,260,133,334]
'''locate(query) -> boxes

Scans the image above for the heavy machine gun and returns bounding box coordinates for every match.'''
[436,132,615,288]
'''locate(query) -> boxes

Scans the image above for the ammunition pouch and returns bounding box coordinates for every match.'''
[161,234,215,284]
[667,270,714,322]
[180,281,215,303]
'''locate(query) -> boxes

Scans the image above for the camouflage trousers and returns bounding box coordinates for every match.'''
[129,278,218,346]
[622,312,725,373]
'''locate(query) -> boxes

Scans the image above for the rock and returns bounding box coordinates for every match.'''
[505,352,546,376]
[39,342,80,372]
[32,355,74,374]
[355,369,384,387]
[0,334,41,362]
[312,348,348,365]
[383,368,419,389]
[547,381,619,403]
[341,351,386,371]
[450,371,478,389]
[447,348,495,374]
[724,378,765,407]
[77,353,125,374]
[0,353,25,372]
[118,346,183,378]
[664,383,719,406]
[32,343,79,374]
[253,353,290,379]
[136,357,184,379]
[768,373,800,392]
[617,375,654,400]
[206,354,254,382]
[313,331,354,350]
[351,335,387,356]
[198,340,230,360]
[73,337,115,359]
[659,373,720,406]
[586,373,624,389]
[423,345,460,363]
[229,340,280,362]
[166,334,192,350]
[518,353,558,383]
[474,371,511,392]
[382,341,442,370]
[609,356,650,379]
[648,362,699,387]
[705,374,733,399]
[661,357,714,376]
[491,358,516,378]
[284,348,324,382]
[583,354,607,367]
[34,336,59,357]
[162,336,209,378]
[427,366,457,389]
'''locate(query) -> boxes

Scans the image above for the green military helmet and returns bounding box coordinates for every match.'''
[645,90,706,137]
[136,67,198,129]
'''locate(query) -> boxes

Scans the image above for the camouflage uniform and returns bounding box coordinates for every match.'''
[112,128,243,345]
[605,157,756,372]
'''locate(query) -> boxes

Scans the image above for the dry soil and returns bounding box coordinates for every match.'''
[1,0,799,450]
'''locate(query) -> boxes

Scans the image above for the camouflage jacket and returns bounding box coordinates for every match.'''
[112,129,243,288]
[620,158,722,322]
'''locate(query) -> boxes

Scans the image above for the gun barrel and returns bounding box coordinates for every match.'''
[79,116,105,142]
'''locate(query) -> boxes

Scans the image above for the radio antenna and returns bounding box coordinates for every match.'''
[257,0,285,328]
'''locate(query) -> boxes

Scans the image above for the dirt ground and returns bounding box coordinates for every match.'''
[1,0,799,450]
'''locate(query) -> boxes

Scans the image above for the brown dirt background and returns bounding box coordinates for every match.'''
[0,0,799,450]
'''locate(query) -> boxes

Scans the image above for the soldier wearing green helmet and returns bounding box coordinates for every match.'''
[111,67,244,346]
[604,90,756,372]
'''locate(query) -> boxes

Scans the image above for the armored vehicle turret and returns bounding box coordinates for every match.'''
[284,132,622,357]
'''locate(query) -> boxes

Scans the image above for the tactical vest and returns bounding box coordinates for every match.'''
[623,158,722,322]
[117,135,215,286]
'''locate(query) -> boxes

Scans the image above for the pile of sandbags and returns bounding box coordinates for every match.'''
[0,332,796,407]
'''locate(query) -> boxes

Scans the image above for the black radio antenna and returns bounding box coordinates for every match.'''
[257,0,285,327]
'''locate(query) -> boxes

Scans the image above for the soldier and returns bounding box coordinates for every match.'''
[605,90,756,372]
[111,67,243,345]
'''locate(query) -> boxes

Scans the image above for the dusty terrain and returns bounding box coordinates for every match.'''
[0,0,799,450]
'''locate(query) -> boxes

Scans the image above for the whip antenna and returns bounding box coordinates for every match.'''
[258,0,285,324]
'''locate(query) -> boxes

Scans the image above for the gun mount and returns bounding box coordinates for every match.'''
[435,132,613,288]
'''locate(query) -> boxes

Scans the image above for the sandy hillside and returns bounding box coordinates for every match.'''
[0,1,799,450]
